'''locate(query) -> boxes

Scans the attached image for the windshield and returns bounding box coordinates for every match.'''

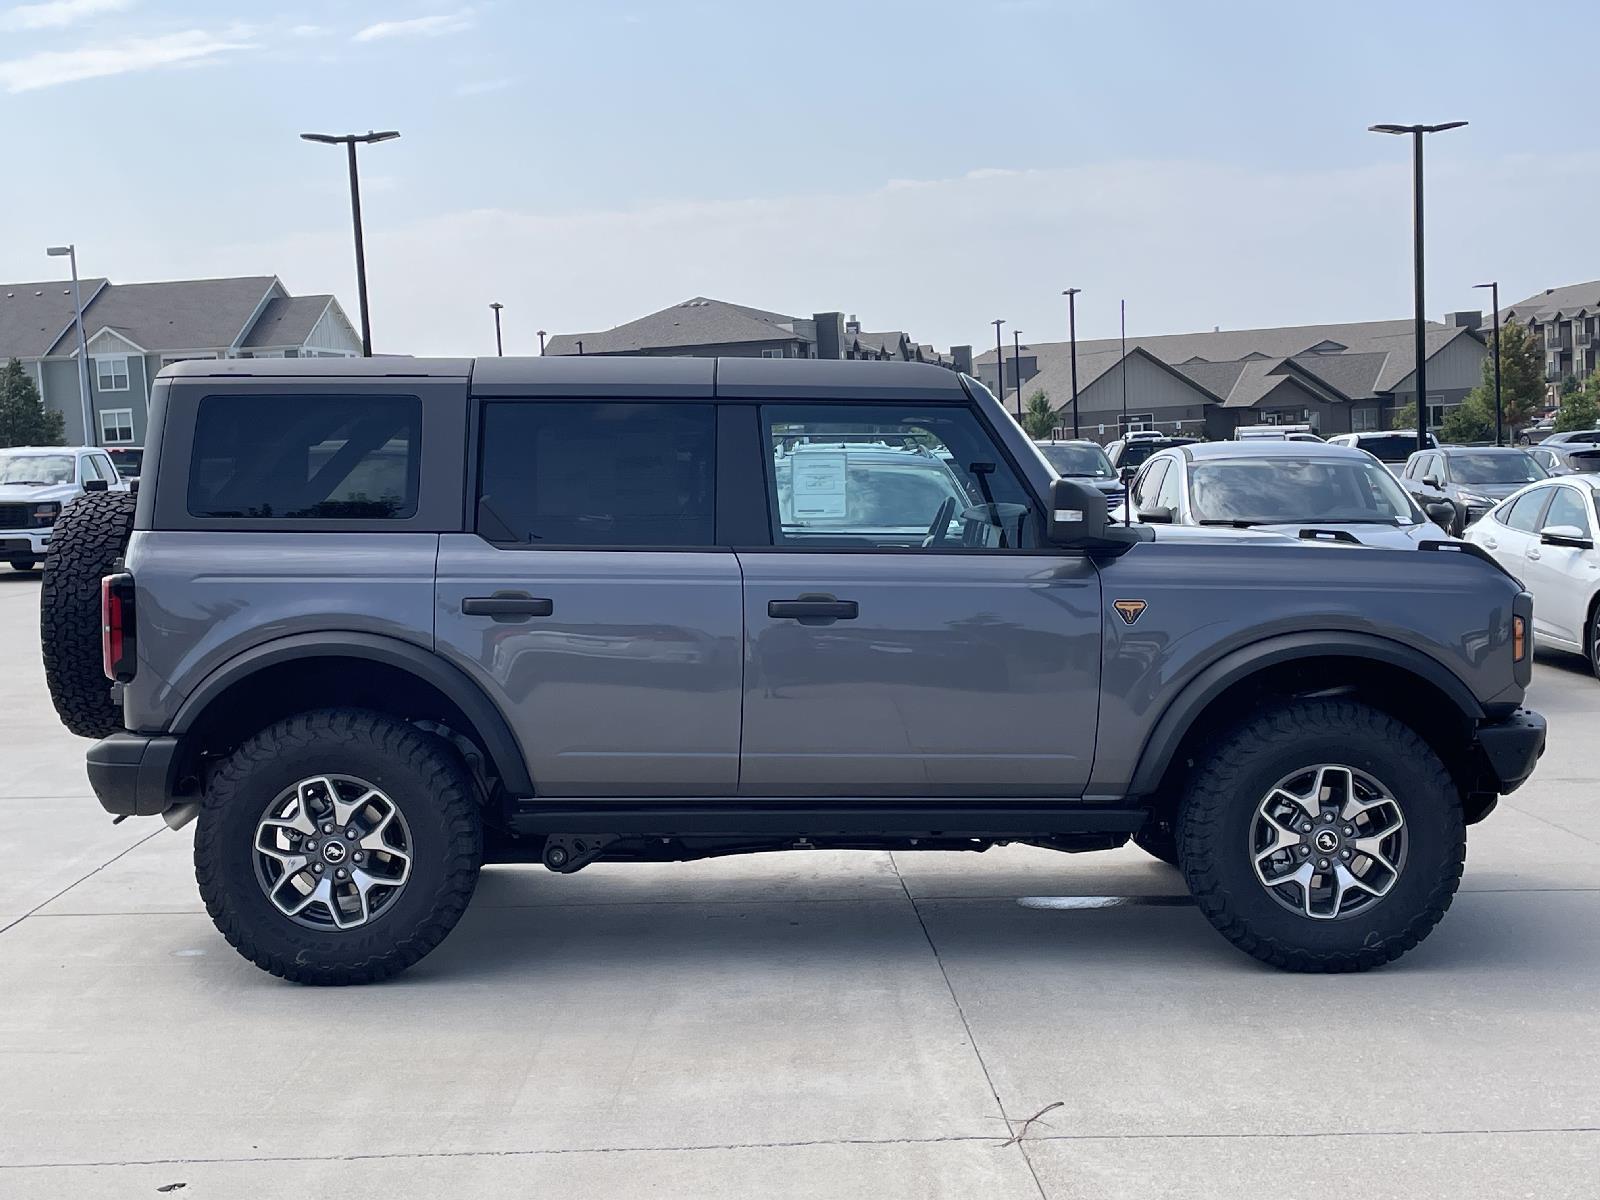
[1036,443,1113,478]
[1188,456,1417,525]
[1449,452,1547,485]
[1353,434,1434,463]
[0,453,74,485]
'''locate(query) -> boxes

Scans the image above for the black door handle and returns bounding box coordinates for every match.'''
[768,595,859,624]
[462,593,554,619]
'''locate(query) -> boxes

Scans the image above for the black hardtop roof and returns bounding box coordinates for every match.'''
[163,355,970,401]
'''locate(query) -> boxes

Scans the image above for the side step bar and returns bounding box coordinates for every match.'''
[507,801,1146,839]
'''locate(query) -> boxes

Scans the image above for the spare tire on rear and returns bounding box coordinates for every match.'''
[42,490,137,738]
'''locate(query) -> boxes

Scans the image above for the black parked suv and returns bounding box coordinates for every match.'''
[40,357,1544,984]
[1399,446,1548,535]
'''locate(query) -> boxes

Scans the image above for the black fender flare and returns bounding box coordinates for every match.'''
[170,631,535,796]
[1126,630,1486,796]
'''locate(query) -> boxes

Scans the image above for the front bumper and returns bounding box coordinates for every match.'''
[0,529,50,559]
[86,732,180,816]
[1474,708,1546,795]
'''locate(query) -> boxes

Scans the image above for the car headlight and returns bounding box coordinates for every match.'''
[32,502,61,525]
[1457,492,1492,506]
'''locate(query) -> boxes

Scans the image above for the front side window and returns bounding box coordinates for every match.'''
[1131,459,1170,511]
[188,394,420,520]
[98,408,134,445]
[478,402,715,546]
[1188,456,1417,526]
[763,404,1037,549]
[95,355,129,392]
[1542,486,1592,535]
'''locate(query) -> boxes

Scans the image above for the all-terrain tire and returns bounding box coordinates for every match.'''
[1177,699,1465,972]
[195,708,484,985]
[41,489,137,737]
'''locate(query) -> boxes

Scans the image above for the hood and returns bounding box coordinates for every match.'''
[0,482,80,504]
[1148,524,1300,546]
[1250,520,1450,550]
[1454,481,1527,502]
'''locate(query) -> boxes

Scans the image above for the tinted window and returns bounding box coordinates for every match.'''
[189,395,420,520]
[1448,451,1546,485]
[763,404,1037,549]
[1036,442,1113,478]
[1362,434,1433,464]
[1132,459,1169,511]
[1502,488,1551,533]
[478,402,715,546]
[1188,457,1414,525]
[1543,486,1591,535]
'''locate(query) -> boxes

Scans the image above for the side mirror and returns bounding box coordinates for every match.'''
[128,477,140,494]
[1424,501,1456,527]
[1048,478,1111,546]
[1422,475,1441,489]
[1118,465,1138,485]
[82,478,108,493]
[1136,505,1176,524]
[1540,524,1594,549]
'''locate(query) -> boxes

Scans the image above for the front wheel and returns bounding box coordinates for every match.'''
[1177,699,1464,972]
[195,709,483,985]
[10,557,36,572]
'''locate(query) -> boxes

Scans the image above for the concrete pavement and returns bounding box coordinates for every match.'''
[1,569,1596,1198]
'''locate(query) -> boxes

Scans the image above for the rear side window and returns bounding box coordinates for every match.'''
[188,395,420,520]
[477,402,715,546]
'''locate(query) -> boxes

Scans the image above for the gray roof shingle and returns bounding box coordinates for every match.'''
[51,276,279,354]
[239,295,333,348]
[544,297,811,356]
[0,278,109,358]
[1502,281,1600,323]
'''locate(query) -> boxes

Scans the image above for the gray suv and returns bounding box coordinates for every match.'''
[45,357,1545,984]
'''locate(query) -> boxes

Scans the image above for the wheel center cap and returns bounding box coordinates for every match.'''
[321,839,348,865]
[1313,829,1340,854]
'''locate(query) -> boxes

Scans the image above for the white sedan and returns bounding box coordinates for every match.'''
[1463,476,1600,676]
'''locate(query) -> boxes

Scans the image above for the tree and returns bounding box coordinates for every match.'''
[1477,318,1544,435]
[1440,393,1493,444]
[0,357,65,448]
[1389,401,1416,431]
[1022,390,1056,438]
[1555,367,1600,433]
[1562,374,1581,398]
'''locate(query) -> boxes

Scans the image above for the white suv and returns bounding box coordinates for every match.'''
[0,446,128,572]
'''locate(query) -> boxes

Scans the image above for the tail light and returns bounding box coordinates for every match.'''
[1512,614,1527,663]
[101,572,136,682]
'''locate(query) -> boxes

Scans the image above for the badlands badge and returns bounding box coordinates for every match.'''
[1113,599,1147,626]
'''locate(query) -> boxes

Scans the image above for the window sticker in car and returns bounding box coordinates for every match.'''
[791,452,848,519]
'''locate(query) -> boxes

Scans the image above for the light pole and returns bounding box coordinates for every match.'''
[537,330,547,356]
[1062,288,1081,439]
[1012,329,1025,419]
[1369,120,1468,452]
[1473,281,1502,445]
[991,319,1004,404]
[490,302,504,356]
[45,245,94,446]
[1119,299,1128,435]
[300,130,400,356]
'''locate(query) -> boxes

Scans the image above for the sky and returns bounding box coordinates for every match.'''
[1,0,1595,357]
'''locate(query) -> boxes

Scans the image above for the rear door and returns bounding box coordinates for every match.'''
[734,399,1102,797]
[434,397,743,796]
[1521,483,1596,645]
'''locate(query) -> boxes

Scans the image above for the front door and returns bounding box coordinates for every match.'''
[738,401,1102,797]
[435,399,743,796]
[1520,483,1597,646]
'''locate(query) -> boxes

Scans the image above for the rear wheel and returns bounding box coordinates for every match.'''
[1588,604,1600,681]
[10,557,37,572]
[41,490,137,737]
[195,709,484,985]
[1177,699,1463,972]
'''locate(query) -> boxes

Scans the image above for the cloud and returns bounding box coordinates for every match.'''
[289,23,329,37]
[352,9,473,42]
[0,28,255,91]
[0,0,129,32]
[455,76,514,96]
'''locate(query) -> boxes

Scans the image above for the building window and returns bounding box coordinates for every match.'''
[1119,413,1156,432]
[99,408,135,445]
[760,349,784,359]
[1352,407,1379,432]
[95,355,129,392]
[1427,395,1449,429]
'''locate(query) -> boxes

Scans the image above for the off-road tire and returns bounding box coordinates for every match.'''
[1131,817,1181,867]
[195,709,483,985]
[41,490,137,737]
[1177,699,1464,972]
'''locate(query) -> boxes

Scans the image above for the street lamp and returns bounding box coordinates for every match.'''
[1012,329,1025,419]
[1473,281,1502,445]
[1369,120,1468,452]
[537,330,547,356]
[489,302,504,356]
[991,319,1004,405]
[1062,288,1081,439]
[300,129,400,356]
[45,245,93,446]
